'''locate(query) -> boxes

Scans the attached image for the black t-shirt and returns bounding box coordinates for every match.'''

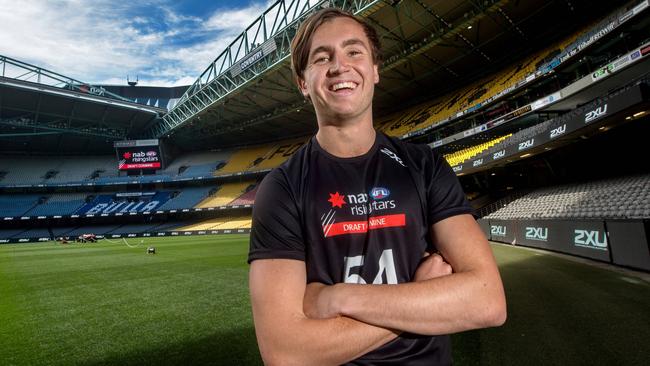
[249,132,473,365]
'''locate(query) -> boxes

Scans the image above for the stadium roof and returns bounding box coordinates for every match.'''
[0,55,165,154]
[158,0,629,150]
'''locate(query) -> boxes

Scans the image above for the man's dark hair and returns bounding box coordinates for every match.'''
[290,8,382,86]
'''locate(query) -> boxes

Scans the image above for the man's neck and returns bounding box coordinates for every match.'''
[315,121,376,158]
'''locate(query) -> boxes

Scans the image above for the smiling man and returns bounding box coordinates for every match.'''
[248,8,506,365]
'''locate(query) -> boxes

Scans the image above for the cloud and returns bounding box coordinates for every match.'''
[0,0,274,87]
[204,4,267,31]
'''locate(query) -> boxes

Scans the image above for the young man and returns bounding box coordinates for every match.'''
[248,8,506,365]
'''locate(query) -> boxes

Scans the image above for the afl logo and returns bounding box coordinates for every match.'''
[370,187,390,200]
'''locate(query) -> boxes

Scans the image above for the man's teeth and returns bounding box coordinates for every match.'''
[332,82,357,91]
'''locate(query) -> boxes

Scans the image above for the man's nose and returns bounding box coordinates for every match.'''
[328,53,350,75]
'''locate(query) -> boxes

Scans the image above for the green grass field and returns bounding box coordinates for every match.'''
[0,236,648,365]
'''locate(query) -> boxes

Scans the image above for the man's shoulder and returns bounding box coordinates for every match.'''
[377,132,436,170]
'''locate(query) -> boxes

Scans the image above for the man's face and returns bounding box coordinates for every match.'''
[298,17,379,123]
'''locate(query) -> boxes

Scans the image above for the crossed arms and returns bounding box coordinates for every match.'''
[249,214,507,365]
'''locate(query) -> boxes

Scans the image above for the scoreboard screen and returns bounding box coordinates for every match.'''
[114,139,162,171]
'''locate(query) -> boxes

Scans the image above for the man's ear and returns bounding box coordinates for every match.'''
[297,77,310,98]
[373,64,379,84]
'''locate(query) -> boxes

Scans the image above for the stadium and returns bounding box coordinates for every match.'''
[1,0,649,364]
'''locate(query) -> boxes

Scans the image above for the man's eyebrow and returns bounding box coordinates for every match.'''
[310,45,333,57]
[310,38,369,58]
[341,38,368,48]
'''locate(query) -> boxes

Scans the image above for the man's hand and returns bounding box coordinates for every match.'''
[414,252,452,282]
[303,282,339,319]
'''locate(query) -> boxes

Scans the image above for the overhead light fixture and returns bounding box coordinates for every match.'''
[491,172,496,176]
[633,110,647,118]
[520,153,531,158]
[467,25,472,30]
[598,126,606,130]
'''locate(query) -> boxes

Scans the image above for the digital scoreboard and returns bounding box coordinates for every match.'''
[114,139,162,171]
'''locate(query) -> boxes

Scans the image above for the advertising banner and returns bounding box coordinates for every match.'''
[487,219,516,244]
[509,220,611,262]
[606,220,650,271]
[116,145,162,170]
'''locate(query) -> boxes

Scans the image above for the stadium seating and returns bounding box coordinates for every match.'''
[162,150,232,177]
[156,186,215,211]
[485,174,650,220]
[65,225,122,236]
[376,20,592,137]
[177,216,252,231]
[215,139,304,175]
[215,145,275,174]
[0,195,42,217]
[228,186,258,206]
[14,228,51,239]
[444,135,512,167]
[25,193,88,216]
[195,181,256,208]
[254,139,305,170]
[0,156,116,185]
[0,228,28,239]
[51,226,78,237]
[107,223,162,234]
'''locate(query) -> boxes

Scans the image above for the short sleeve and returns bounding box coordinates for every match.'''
[426,151,474,224]
[247,169,306,263]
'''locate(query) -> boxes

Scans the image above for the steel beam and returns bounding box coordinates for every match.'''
[151,0,386,138]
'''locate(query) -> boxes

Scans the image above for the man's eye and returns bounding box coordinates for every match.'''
[314,56,330,64]
[348,50,361,56]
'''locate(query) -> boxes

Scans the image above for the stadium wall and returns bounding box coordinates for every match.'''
[0,228,252,244]
[478,218,650,271]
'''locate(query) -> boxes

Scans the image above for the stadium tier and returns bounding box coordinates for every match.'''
[229,185,258,206]
[177,216,252,231]
[375,4,637,138]
[155,187,216,211]
[486,174,650,220]
[196,181,257,208]
[375,25,583,136]
[215,139,305,175]
[0,145,292,188]
[0,194,41,216]
[444,135,512,167]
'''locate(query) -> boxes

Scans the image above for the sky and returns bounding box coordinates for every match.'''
[0,0,280,87]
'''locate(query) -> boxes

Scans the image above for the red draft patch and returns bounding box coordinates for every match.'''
[323,214,405,238]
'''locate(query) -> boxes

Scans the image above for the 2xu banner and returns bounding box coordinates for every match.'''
[479,218,650,271]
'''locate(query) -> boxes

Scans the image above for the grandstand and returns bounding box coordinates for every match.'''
[196,181,257,208]
[0,0,648,273]
[486,174,650,220]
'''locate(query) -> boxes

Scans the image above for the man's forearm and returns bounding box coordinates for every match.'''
[257,314,397,365]
[328,268,506,335]
[250,259,399,366]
